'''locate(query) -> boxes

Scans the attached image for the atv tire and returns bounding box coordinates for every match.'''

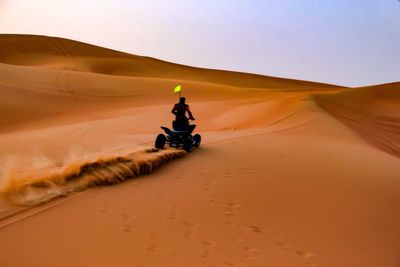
[183,137,194,153]
[155,134,166,149]
[193,134,201,147]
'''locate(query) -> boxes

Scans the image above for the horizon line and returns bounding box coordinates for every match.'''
[1,33,399,89]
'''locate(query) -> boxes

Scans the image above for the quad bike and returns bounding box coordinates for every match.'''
[155,119,201,152]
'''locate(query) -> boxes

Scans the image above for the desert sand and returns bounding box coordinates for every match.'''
[0,34,399,267]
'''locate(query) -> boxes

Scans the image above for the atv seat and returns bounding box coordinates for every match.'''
[172,120,196,133]
[172,120,187,131]
[171,130,188,134]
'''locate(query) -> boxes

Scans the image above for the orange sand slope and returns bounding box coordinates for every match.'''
[314,83,400,157]
[0,34,399,267]
[0,34,343,131]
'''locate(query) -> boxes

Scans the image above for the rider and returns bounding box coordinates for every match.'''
[171,97,195,130]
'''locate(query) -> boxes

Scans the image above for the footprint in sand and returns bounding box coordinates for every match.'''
[209,172,217,177]
[222,261,237,266]
[243,246,260,255]
[120,214,135,233]
[184,221,199,228]
[276,241,290,250]
[146,243,156,252]
[146,233,160,252]
[98,200,109,213]
[247,225,263,233]
[166,205,177,220]
[208,198,218,203]
[203,181,210,192]
[183,221,199,239]
[220,202,244,225]
[120,225,132,233]
[232,203,244,209]
[296,250,318,266]
[203,179,221,203]
[200,170,212,176]
[222,203,242,216]
[234,238,258,263]
[170,252,186,261]
[175,173,184,180]
[212,190,222,196]
[275,240,318,266]
[166,212,176,220]
[200,240,217,258]
[155,190,163,202]
[203,175,221,195]
[239,167,255,175]
[224,170,235,178]
[237,240,260,262]
[235,238,245,243]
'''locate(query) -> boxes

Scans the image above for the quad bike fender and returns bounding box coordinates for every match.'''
[161,126,171,135]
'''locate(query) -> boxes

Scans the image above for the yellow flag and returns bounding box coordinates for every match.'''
[174,85,182,94]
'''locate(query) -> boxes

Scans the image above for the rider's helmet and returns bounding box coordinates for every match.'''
[179,97,186,104]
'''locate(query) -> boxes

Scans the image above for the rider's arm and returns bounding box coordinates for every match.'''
[171,104,178,116]
[186,106,195,120]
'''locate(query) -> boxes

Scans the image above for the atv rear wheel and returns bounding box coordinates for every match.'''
[183,137,194,153]
[193,134,201,147]
[155,134,166,149]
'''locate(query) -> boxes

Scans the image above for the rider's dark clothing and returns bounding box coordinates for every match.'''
[171,102,194,131]
[172,103,194,120]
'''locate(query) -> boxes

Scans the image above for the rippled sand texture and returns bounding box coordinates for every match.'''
[0,35,399,267]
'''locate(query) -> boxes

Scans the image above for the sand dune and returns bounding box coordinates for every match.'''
[0,34,342,131]
[0,34,343,89]
[314,83,400,157]
[0,35,399,267]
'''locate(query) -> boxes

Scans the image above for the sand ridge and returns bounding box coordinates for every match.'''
[314,83,400,157]
[0,34,399,267]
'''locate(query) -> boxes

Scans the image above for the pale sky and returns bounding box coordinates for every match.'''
[0,0,399,87]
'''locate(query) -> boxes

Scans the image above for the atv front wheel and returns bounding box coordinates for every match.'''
[155,134,166,149]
